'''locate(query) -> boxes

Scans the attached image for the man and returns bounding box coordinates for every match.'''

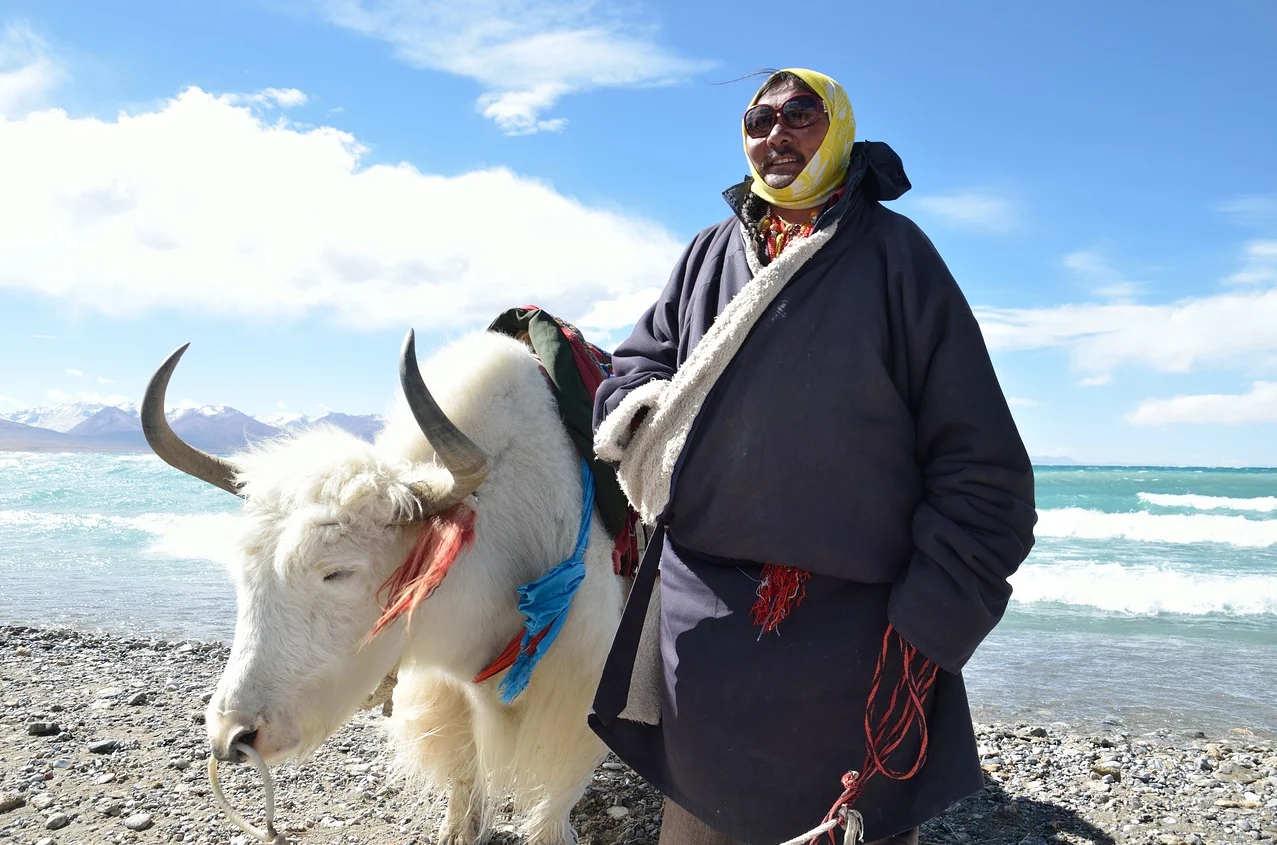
[588,68,1037,845]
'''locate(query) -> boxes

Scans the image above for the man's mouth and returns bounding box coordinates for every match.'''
[765,154,802,169]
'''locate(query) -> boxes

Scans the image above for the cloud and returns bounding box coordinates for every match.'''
[1006,396,1040,407]
[912,191,1017,233]
[1064,249,1147,301]
[975,242,1277,382]
[46,388,135,405]
[0,394,24,411]
[0,22,65,116]
[1126,381,1277,426]
[1214,194,1277,227]
[315,0,712,134]
[0,87,684,336]
[97,376,114,384]
[1224,240,1277,286]
[65,368,83,377]
[224,87,309,109]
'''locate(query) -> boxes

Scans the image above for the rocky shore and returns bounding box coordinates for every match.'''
[0,625,1273,845]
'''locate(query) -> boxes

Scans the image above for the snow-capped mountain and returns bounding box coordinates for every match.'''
[3,401,140,433]
[0,401,384,453]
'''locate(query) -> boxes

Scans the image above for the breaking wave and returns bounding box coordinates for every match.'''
[1036,507,1277,547]
[1138,492,1277,513]
[0,509,241,565]
[1009,560,1277,616]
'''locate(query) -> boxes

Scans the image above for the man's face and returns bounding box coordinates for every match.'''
[745,81,830,191]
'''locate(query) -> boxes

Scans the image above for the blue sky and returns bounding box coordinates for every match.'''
[0,0,1274,465]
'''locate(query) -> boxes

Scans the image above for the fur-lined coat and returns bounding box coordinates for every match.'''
[587,141,1038,842]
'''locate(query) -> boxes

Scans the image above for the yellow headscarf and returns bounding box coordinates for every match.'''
[743,68,857,210]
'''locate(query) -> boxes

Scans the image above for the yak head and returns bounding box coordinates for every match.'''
[141,330,568,766]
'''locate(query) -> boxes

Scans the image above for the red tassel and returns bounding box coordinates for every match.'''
[369,503,477,639]
[749,563,811,634]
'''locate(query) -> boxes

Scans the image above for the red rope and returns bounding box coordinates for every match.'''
[368,503,477,640]
[817,623,938,844]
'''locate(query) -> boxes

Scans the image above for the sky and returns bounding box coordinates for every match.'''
[0,0,1275,466]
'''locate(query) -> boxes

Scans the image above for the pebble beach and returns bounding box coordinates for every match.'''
[1,625,1274,845]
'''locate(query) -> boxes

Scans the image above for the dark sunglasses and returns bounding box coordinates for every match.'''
[743,93,827,139]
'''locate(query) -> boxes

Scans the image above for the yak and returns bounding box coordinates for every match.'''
[141,328,634,845]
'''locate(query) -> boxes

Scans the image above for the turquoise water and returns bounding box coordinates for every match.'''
[2,454,1274,737]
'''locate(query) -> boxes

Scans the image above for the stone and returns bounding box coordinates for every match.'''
[88,739,121,754]
[0,793,25,813]
[45,812,71,830]
[1091,761,1122,779]
[98,799,125,817]
[30,793,54,810]
[126,691,148,706]
[123,812,153,831]
[606,806,630,819]
[26,722,59,737]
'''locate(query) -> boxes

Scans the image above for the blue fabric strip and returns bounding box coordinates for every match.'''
[498,458,595,704]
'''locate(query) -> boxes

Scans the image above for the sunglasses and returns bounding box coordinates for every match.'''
[743,93,827,139]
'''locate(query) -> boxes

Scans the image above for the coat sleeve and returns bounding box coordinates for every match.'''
[884,221,1038,675]
[592,237,698,434]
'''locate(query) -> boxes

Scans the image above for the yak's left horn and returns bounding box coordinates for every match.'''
[399,329,489,508]
[141,343,243,498]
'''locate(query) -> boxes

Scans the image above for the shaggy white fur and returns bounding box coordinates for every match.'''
[594,222,839,525]
[201,331,627,845]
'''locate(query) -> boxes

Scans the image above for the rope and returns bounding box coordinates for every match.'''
[775,806,863,845]
[789,624,938,845]
[208,742,289,844]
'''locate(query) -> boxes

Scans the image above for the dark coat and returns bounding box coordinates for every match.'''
[589,141,1037,842]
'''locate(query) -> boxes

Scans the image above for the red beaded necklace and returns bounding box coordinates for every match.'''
[760,212,815,260]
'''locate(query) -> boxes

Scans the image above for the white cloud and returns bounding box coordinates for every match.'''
[65,368,83,378]
[913,191,1017,233]
[97,376,114,384]
[1214,194,1277,226]
[225,87,309,109]
[1064,249,1147,301]
[316,0,712,134]
[1127,381,1277,426]
[46,389,135,405]
[1006,396,1040,407]
[1224,240,1277,286]
[0,394,24,411]
[976,242,1277,382]
[0,87,683,335]
[0,22,65,116]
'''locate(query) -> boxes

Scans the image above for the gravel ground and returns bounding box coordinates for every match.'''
[1,625,1274,845]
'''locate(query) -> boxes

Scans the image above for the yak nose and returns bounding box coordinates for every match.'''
[209,711,260,762]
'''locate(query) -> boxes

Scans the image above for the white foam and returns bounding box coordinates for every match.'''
[1010,560,1277,616]
[0,509,241,565]
[1037,507,1277,547]
[1138,492,1277,513]
[138,513,243,566]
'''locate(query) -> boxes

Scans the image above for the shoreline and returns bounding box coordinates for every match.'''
[1,625,1274,845]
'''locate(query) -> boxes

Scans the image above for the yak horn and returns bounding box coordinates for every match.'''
[141,343,242,497]
[399,329,489,507]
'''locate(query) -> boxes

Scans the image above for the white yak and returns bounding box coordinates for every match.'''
[141,329,631,845]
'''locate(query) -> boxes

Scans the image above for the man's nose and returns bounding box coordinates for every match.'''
[766,120,795,146]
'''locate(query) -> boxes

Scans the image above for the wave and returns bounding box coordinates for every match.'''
[1036,507,1277,547]
[0,509,241,565]
[1010,560,1277,616]
[1138,492,1277,513]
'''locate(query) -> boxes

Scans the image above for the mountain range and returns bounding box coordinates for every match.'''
[0,400,1085,465]
[0,401,384,455]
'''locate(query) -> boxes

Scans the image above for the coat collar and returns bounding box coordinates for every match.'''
[722,140,912,234]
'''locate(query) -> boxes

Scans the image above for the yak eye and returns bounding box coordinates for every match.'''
[323,569,354,583]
